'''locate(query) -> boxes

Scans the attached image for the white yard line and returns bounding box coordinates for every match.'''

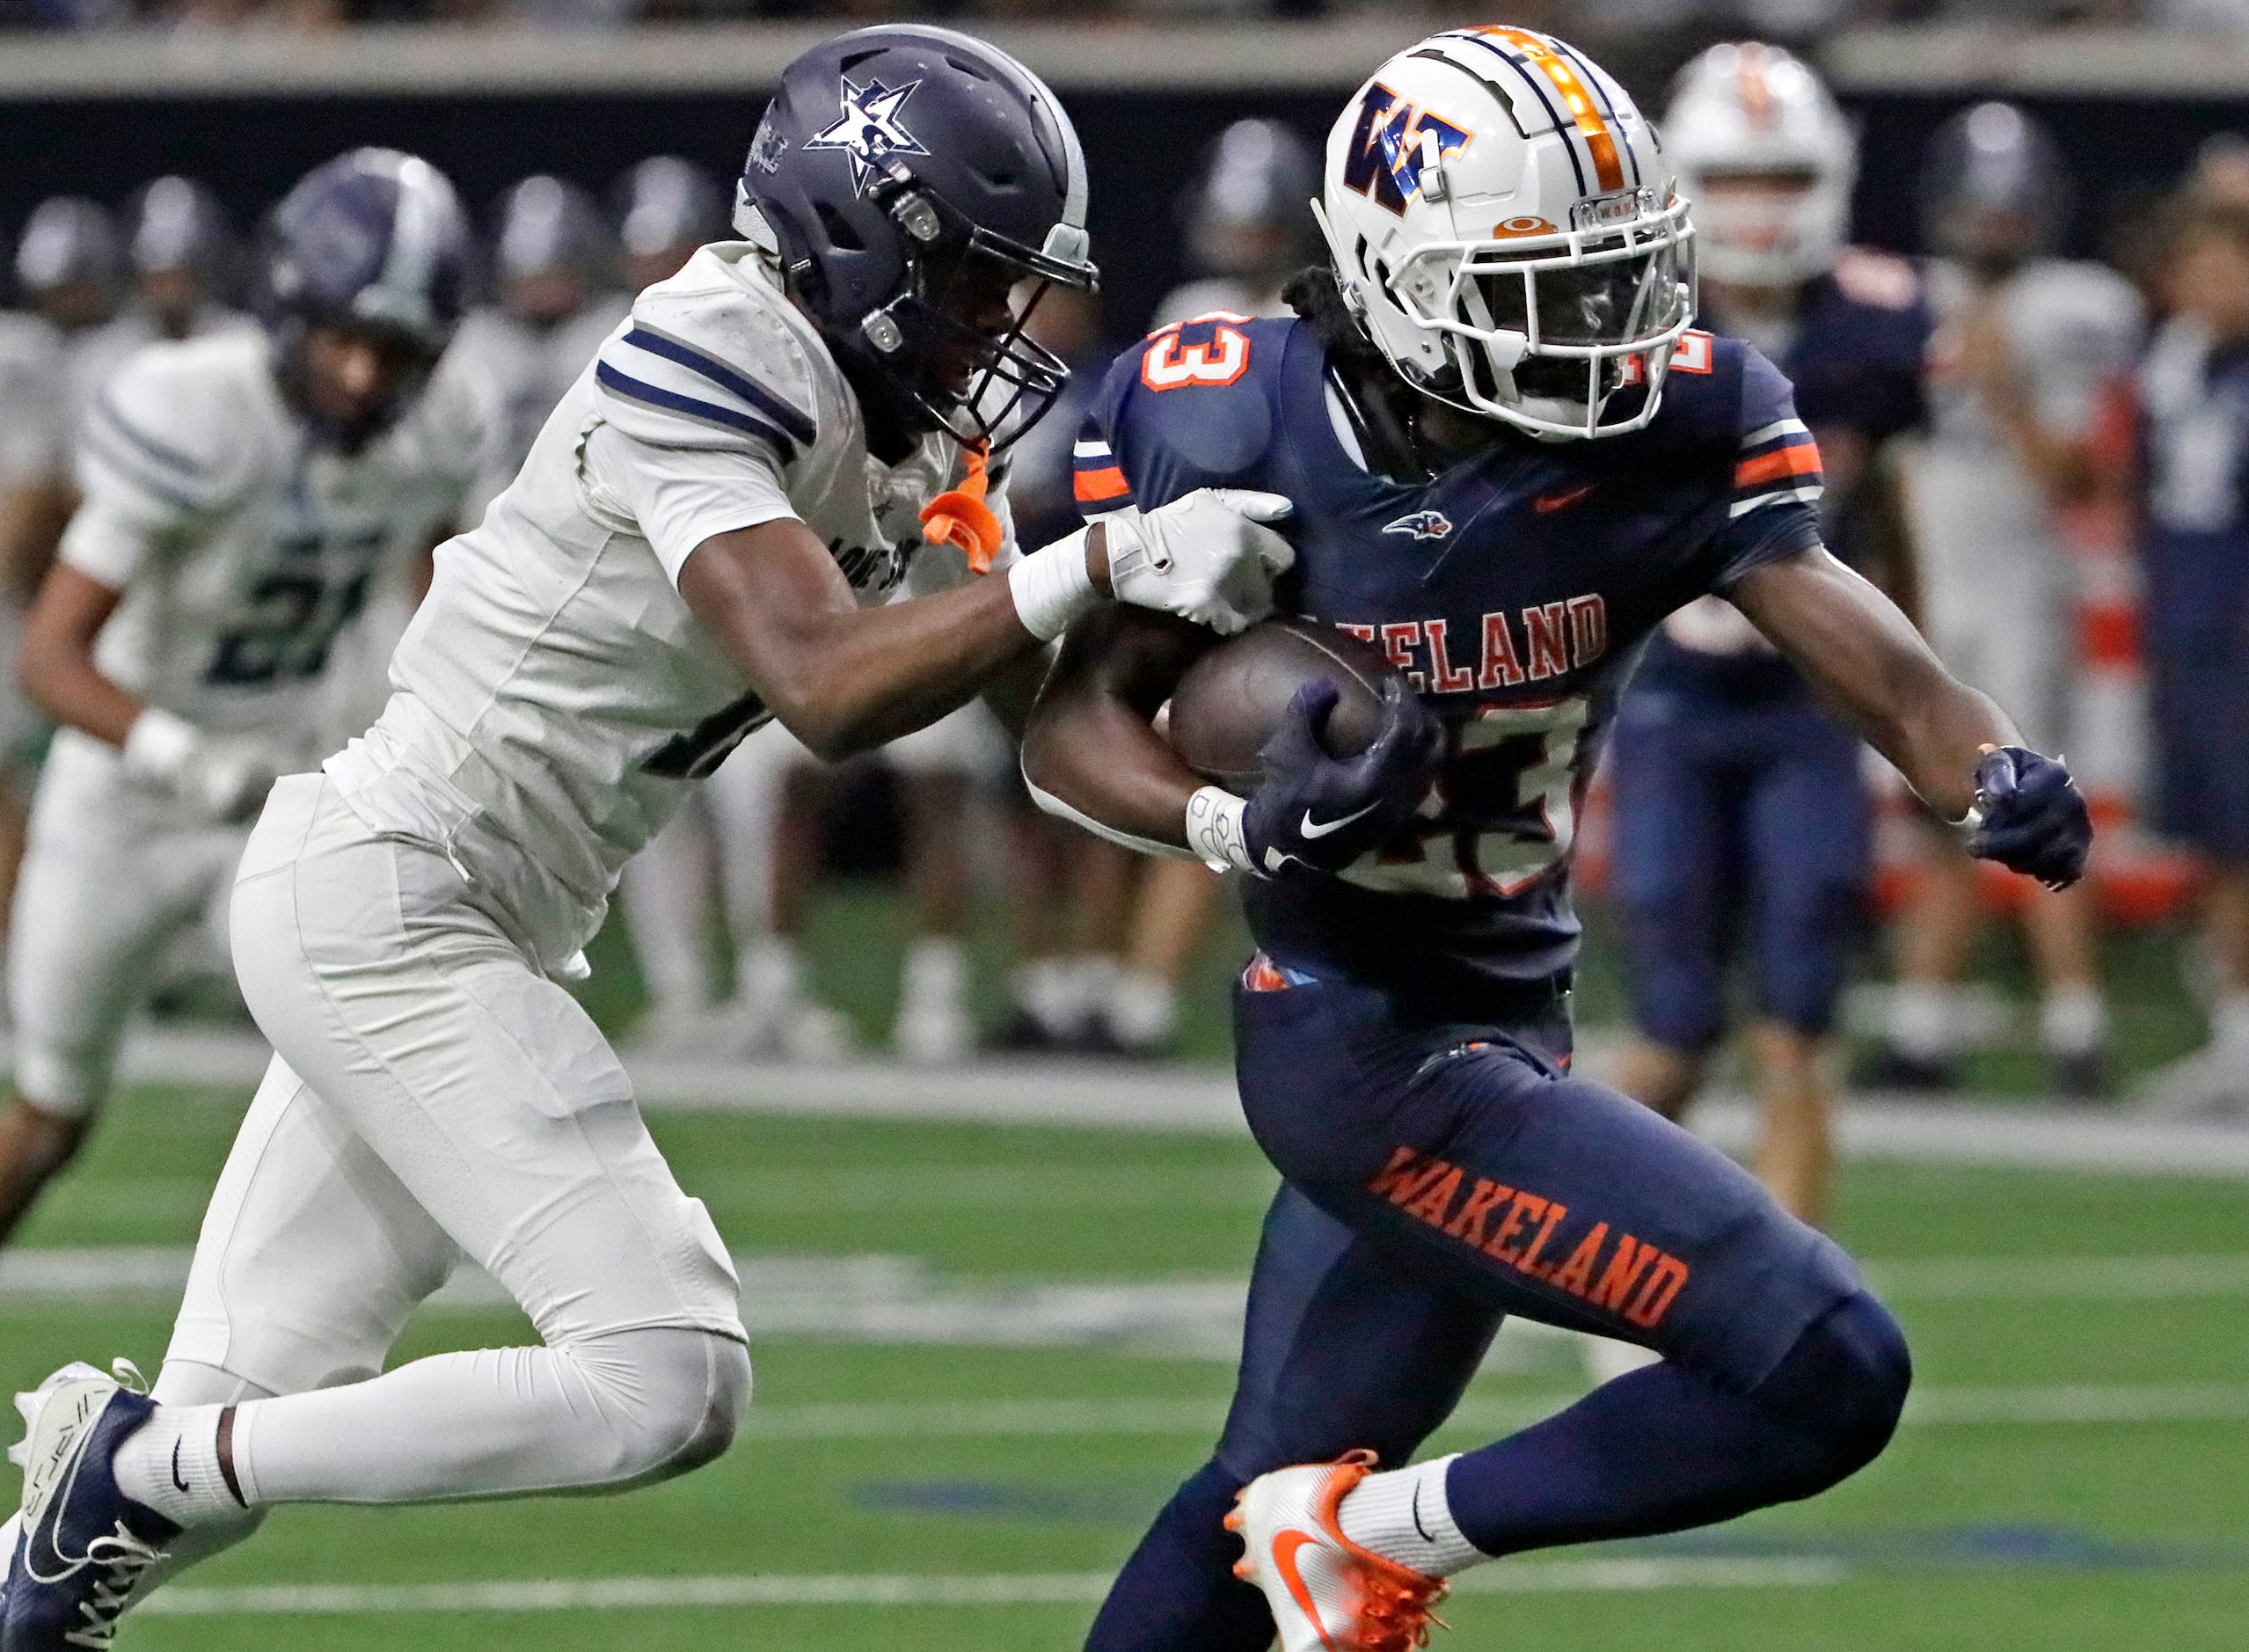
[140,1555,1844,1618]
[50,1025,2249,1174]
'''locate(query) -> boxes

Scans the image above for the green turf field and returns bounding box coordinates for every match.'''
[4,1079,2245,1651]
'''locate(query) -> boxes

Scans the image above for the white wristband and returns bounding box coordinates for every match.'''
[1186,786,1255,875]
[1007,529,1101,642]
[120,706,199,790]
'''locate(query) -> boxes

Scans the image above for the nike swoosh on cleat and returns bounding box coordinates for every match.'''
[1299,800,1382,840]
[171,1438,189,1495]
[1272,1529,1345,1652]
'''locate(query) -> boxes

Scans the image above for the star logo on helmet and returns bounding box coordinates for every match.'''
[806,77,931,197]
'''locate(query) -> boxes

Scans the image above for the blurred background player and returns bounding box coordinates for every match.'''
[1608,42,1926,1235]
[1863,101,2142,1097]
[70,178,256,438]
[614,155,728,294]
[451,173,632,523]
[0,147,491,1250]
[2132,199,2249,1119]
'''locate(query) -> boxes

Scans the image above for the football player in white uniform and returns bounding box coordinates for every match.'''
[2,29,1291,1646]
[1869,102,2142,1096]
[0,149,492,1259]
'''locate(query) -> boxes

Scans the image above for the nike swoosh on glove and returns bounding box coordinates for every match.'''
[1242,678,1444,879]
[1964,745,2093,890]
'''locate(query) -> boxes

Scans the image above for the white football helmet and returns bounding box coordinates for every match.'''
[1663,41,1856,289]
[1314,26,1694,442]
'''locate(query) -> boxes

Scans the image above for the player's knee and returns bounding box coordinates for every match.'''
[1758,1290,1912,1487]
[642,1332,752,1479]
[578,1328,752,1485]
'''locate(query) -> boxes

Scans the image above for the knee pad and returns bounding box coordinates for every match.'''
[571,1328,752,1485]
[1756,1291,1912,1483]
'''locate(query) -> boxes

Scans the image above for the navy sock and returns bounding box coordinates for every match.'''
[1084,1458,1274,1652]
[1445,1291,1911,1556]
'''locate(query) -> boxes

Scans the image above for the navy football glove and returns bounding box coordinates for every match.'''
[1964,745,2092,890]
[1241,678,1444,879]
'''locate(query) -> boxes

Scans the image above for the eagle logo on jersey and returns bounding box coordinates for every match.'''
[1383,509,1455,542]
[806,77,931,197]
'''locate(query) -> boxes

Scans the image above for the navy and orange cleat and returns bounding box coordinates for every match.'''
[1225,1450,1449,1652]
[3,1363,178,1651]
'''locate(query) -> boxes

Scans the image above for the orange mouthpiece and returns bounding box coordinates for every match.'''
[919,442,1005,574]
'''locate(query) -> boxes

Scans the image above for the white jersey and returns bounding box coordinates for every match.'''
[0,311,67,489]
[328,241,1012,969]
[60,329,491,764]
[448,296,634,523]
[1911,256,2143,568]
[64,303,259,451]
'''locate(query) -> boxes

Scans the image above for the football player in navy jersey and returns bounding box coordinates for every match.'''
[1021,28,2092,1652]
[1604,44,1933,1233]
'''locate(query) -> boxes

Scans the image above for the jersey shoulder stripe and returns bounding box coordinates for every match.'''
[87,388,214,483]
[593,359,801,461]
[617,322,816,447]
[77,387,239,518]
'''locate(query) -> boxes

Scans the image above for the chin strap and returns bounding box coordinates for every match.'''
[919,442,1005,573]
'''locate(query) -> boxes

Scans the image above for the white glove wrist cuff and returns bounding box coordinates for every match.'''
[121,706,199,788]
[1186,786,1254,875]
[1009,530,1101,643]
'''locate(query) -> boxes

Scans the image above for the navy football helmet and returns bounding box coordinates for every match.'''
[616,156,727,290]
[259,149,473,442]
[494,174,616,288]
[1921,102,2071,275]
[738,25,1098,451]
[13,197,121,327]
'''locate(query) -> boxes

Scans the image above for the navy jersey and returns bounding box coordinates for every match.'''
[1632,252,1930,705]
[1076,312,1824,989]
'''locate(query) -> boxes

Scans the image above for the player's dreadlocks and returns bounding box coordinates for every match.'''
[1284,263,1443,482]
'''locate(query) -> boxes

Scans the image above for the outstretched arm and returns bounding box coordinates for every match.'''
[1726,546,2009,822]
[677,516,1098,763]
[1730,546,2092,889]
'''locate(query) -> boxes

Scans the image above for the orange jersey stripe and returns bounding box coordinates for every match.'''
[1073,465,1131,503]
[1476,26,1627,194]
[1733,442,1824,488]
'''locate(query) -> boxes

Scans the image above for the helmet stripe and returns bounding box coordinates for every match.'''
[1551,36,1642,189]
[1442,35,1588,200]
[1471,26,1627,194]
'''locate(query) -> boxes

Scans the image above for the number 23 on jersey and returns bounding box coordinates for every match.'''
[1142,312,1255,391]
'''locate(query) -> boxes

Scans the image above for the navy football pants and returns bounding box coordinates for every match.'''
[1084,969,1907,1651]
[1610,694,1869,1049]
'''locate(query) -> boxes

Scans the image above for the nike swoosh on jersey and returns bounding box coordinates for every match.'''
[1534,483,1595,514]
[1299,800,1383,840]
[1273,1529,1344,1652]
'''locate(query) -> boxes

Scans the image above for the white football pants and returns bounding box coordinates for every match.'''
[157,773,748,1517]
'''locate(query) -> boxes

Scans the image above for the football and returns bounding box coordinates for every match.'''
[1165,617,1403,793]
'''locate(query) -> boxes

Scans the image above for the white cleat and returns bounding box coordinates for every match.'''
[2132,1046,2249,1122]
[1227,1451,1449,1652]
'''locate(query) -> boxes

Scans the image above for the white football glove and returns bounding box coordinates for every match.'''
[1101,489,1296,637]
[120,707,281,824]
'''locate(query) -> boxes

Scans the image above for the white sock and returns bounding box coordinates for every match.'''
[113,1403,245,1528]
[1071,954,1119,1035]
[1334,1454,1486,1577]
[1890,983,1960,1062]
[1012,960,1077,1038]
[901,938,966,1017]
[2214,990,2249,1056]
[2039,985,2107,1058]
[1106,967,1176,1051]
[739,939,801,1012]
